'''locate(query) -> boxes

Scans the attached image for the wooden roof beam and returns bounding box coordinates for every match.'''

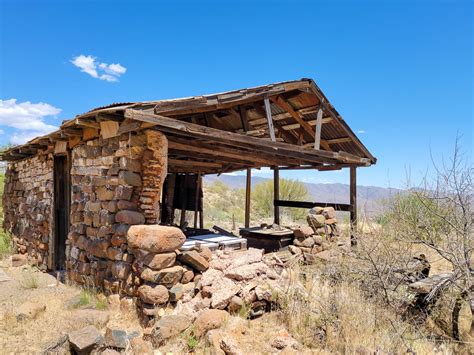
[124,109,361,165]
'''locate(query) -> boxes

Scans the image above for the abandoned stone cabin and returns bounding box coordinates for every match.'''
[1,78,376,292]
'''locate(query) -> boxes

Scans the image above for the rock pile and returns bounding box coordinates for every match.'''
[45,325,152,354]
[129,225,212,325]
[290,206,340,263]
[143,247,288,347]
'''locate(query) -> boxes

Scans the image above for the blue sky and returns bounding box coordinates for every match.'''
[0,0,472,188]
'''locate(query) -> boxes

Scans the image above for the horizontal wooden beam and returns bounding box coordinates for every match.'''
[168,159,222,169]
[274,199,351,212]
[326,137,352,145]
[124,109,357,165]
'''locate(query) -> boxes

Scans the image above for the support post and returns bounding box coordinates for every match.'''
[314,105,323,150]
[264,96,276,142]
[274,167,280,225]
[193,172,201,228]
[350,166,357,246]
[245,168,251,228]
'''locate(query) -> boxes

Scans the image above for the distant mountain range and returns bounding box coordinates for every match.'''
[204,174,404,216]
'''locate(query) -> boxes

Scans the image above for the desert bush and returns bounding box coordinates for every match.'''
[20,269,40,289]
[351,141,473,342]
[252,178,309,222]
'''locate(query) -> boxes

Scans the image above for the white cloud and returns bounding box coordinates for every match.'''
[357,130,366,134]
[71,55,127,82]
[0,99,60,145]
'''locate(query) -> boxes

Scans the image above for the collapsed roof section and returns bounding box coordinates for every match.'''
[1,78,376,174]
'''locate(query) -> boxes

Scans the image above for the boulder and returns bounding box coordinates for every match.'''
[73,309,110,328]
[193,309,229,337]
[140,265,185,288]
[127,225,186,252]
[200,269,224,287]
[288,245,302,255]
[11,254,27,267]
[169,283,184,302]
[178,250,209,272]
[228,296,244,313]
[105,327,128,349]
[152,315,191,345]
[225,262,269,281]
[220,335,242,355]
[199,246,213,261]
[210,277,241,309]
[322,206,336,219]
[141,252,176,270]
[15,301,46,321]
[293,226,313,239]
[307,213,326,229]
[138,284,169,304]
[116,210,145,225]
[68,325,104,354]
[294,237,314,248]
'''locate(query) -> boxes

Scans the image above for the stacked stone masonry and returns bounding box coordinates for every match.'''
[67,130,168,294]
[289,206,340,263]
[2,152,54,270]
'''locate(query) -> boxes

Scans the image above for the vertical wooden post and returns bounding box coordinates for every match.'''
[314,105,323,150]
[180,174,189,228]
[350,166,357,246]
[264,96,276,142]
[274,167,280,225]
[245,168,251,228]
[193,172,201,228]
[199,174,204,228]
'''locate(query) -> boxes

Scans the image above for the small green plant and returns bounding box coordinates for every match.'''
[0,231,12,259]
[186,333,199,351]
[95,296,108,310]
[21,270,39,289]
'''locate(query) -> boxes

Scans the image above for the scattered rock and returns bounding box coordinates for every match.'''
[211,278,241,309]
[270,329,299,350]
[193,309,229,337]
[169,283,184,302]
[15,301,46,321]
[74,309,110,328]
[127,225,186,252]
[199,246,213,261]
[68,325,104,354]
[11,254,27,267]
[220,335,242,355]
[130,336,154,354]
[293,226,313,238]
[137,284,169,304]
[178,250,210,272]
[42,334,69,354]
[225,262,269,281]
[228,296,244,313]
[152,315,191,345]
[288,245,302,255]
[104,326,128,349]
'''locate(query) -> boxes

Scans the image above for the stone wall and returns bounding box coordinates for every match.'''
[2,151,54,270]
[66,130,168,293]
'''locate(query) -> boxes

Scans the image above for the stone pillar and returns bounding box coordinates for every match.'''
[140,130,168,224]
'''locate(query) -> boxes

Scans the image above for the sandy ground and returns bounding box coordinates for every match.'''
[0,258,141,354]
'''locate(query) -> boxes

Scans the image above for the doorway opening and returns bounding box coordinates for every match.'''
[53,154,70,270]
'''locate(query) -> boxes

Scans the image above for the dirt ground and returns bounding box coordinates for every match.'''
[0,258,142,354]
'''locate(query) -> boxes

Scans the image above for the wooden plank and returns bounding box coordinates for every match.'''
[280,117,332,131]
[75,118,100,129]
[270,95,314,138]
[274,199,351,212]
[124,109,353,165]
[68,136,81,149]
[54,141,68,154]
[326,137,352,145]
[314,107,323,150]
[100,121,120,139]
[239,105,251,132]
[251,102,298,144]
[168,159,222,169]
[264,97,276,142]
[245,168,251,228]
[350,166,357,246]
[274,167,280,225]
[83,127,99,141]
